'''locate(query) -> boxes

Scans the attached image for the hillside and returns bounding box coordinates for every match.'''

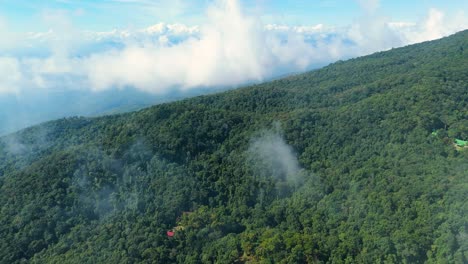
[0,30,467,263]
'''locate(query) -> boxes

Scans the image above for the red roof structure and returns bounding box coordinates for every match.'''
[167,231,175,237]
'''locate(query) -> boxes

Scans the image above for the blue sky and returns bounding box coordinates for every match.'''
[2,0,467,32]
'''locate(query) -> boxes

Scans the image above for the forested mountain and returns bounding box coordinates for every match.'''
[0,30,467,263]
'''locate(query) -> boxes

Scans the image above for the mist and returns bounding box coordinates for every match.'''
[248,126,302,187]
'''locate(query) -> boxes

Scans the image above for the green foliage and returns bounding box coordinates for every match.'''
[0,30,467,263]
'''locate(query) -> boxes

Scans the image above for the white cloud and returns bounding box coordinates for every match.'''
[265,24,325,34]
[83,0,306,92]
[404,9,468,44]
[346,14,404,55]
[142,23,167,35]
[89,22,200,40]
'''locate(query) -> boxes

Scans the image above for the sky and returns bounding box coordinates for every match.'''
[1,0,467,32]
[0,0,467,128]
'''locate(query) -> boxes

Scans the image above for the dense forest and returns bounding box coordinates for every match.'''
[0,30,467,263]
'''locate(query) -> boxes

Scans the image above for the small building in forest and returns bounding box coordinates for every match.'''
[455,139,468,147]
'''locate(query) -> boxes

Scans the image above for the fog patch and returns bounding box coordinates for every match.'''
[1,136,28,155]
[248,124,303,191]
[0,125,51,161]
[70,139,155,220]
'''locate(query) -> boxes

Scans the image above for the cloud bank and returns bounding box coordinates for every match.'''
[0,0,467,95]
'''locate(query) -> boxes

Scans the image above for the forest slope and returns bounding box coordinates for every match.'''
[0,30,467,263]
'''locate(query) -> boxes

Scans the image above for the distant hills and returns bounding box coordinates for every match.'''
[0,30,467,263]
[0,86,227,136]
